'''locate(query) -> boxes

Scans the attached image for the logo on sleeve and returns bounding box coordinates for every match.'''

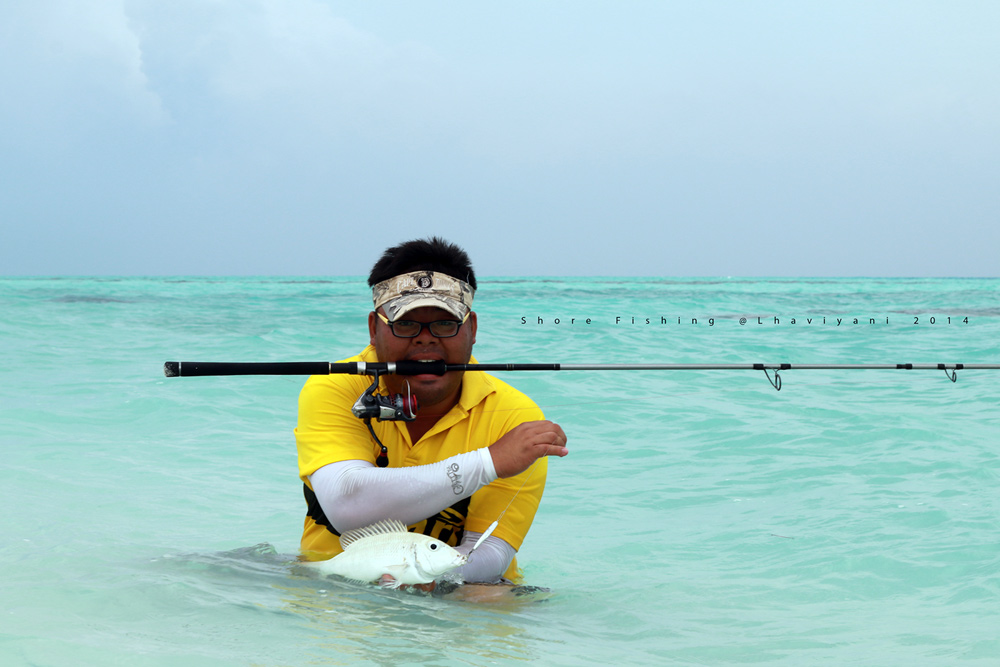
[446,463,464,495]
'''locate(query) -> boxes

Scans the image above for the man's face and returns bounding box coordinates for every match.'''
[368,305,478,414]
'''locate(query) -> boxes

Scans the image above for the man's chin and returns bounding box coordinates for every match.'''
[407,377,460,413]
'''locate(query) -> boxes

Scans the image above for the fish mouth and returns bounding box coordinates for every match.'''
[415,553,467,580]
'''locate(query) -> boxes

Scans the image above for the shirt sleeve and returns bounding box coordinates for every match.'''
[453,531,517,583]
[308,449,498,533]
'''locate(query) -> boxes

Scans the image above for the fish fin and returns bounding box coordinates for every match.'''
[378,574,403,589]
[339,519,409,551]
[380,563,418,588]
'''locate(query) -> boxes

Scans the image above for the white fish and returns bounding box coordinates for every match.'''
[306,519,467,588]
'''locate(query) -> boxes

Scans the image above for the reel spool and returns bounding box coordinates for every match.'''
[351,372,418,422]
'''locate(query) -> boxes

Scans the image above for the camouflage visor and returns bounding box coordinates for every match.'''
[372,271,475,321]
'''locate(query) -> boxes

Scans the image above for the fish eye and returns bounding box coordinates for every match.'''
[430,543,438,550]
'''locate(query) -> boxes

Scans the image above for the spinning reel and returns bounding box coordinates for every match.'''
[351,370,418,422]
[351,369,418,467]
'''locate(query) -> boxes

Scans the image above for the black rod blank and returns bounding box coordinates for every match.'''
[164,360,999,377]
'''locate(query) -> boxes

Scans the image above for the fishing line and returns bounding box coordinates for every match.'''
[367,398,630,421]
[164,360,999,427]
[252,367,961,415]
[469,462,539,555]
[162,358,997,557]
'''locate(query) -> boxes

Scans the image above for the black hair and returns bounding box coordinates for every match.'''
[367,237,477,289]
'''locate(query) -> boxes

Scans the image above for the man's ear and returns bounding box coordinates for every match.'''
[368,311,378,345]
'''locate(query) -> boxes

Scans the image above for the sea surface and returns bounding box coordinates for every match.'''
[1,276,998,666]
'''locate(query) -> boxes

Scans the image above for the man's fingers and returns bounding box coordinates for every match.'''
[535,442,568,457]
[489,420,569,478]
[525,421,567,445]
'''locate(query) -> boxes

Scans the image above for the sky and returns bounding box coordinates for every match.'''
[1,1,998,277]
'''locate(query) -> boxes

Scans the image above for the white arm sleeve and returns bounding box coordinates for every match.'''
[454,532,517,584]
[307,448,497,533]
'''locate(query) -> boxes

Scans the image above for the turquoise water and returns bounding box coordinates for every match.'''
[2,276,999,666]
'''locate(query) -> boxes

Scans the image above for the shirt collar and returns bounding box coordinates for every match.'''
[358,344,495,413]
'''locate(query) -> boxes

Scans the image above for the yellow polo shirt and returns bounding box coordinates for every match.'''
[295,345,547,581]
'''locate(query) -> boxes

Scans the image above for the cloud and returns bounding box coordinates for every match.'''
[124,0,453,150]
[2,1,998,276]
[1,0,455,153]
[0,0,167,144]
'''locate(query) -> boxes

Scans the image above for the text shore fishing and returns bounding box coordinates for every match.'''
[520,315,970,327]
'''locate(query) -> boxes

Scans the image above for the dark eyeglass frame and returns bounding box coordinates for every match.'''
[376,311,470,338]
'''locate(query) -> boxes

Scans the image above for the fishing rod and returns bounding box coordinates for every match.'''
[163,358,997,468]
[164,360,999,392]
[162,356,999,561]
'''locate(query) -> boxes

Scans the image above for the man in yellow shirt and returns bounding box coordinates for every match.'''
[295,237,568,586]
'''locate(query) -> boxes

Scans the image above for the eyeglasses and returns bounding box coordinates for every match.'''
[376,311,470,338]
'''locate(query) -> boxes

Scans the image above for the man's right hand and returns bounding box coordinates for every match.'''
[488,420,568,478]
